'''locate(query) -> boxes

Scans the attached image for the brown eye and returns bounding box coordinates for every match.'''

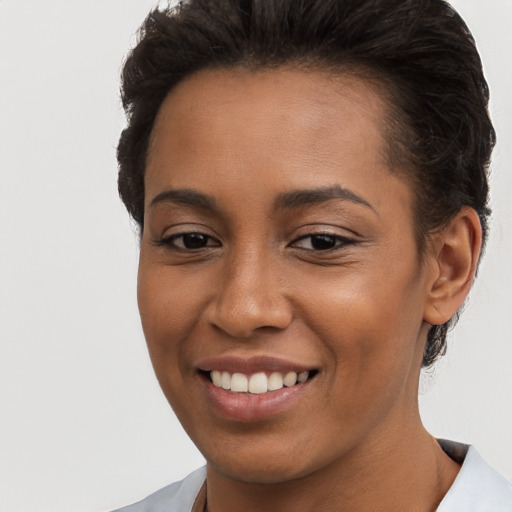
[309,235,337,250]
[291,234,354,251]
[158,232,221,250]
[179,233,211,249]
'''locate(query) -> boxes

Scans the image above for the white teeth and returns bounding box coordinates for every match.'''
[211,370,222,387]
[248,372,268,394]
[297,371,308,383]
[221,371,231,390]
[283,371,298,387]
[267,372,284,391]
[230,373,248,392]
[209,370,311,394]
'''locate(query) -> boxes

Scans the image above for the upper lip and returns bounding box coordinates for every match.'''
[196,355,317,374]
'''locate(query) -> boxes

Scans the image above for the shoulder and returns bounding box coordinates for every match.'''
[111,466,206,512]
[437,440,512,511]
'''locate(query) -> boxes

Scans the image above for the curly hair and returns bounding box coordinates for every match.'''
[117,0,495,367]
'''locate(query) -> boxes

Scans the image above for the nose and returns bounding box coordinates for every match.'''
[204,251,293,338]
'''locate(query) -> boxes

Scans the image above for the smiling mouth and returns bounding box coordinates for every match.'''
[201,369,318,395]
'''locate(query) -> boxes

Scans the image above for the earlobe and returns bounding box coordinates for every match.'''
[424,207,483,326]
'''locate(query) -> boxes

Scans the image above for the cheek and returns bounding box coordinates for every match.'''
[296,262,426,382]
[137,264,206,421]
[137,263,198,379]
[138,260,199,335]
[301,267,424,341]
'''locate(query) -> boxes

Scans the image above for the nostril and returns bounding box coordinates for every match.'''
[204,275,293,337]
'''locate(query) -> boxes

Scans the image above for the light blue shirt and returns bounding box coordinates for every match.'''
[437,440,512,511]
[113,441,512,511]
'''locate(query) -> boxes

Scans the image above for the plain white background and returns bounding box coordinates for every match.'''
[0,1,510,511]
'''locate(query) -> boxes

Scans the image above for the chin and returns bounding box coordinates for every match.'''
[210,456,314,485]
[199,433,339,486]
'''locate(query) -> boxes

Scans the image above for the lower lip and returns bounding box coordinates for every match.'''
[201,376,310,422]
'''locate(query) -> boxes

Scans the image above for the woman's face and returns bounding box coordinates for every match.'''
[138,68,436,483]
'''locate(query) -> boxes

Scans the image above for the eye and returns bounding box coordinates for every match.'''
[291,234,353,251]
[158,232,221,250]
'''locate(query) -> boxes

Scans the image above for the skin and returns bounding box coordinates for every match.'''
[138,68,481,511]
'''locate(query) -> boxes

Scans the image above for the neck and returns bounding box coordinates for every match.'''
[204,421,460,512]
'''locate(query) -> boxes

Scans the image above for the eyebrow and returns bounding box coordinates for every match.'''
[149,184,376,215]
[274,185,376,213]
[149,188,218,212]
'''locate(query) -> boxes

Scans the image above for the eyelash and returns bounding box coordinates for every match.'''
[290,233,355,251]
[154,232,220,251]
[154,231,355,252]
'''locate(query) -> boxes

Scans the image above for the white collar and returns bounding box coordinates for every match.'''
[437,440,512,511]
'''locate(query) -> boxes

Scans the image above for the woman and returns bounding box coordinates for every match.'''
[114,0,512,510]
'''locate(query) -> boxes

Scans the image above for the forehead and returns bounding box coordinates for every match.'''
[149,67,389,158]
[145,67,409,214]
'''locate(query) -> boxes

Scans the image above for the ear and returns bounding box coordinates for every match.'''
[424,207,483,326]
